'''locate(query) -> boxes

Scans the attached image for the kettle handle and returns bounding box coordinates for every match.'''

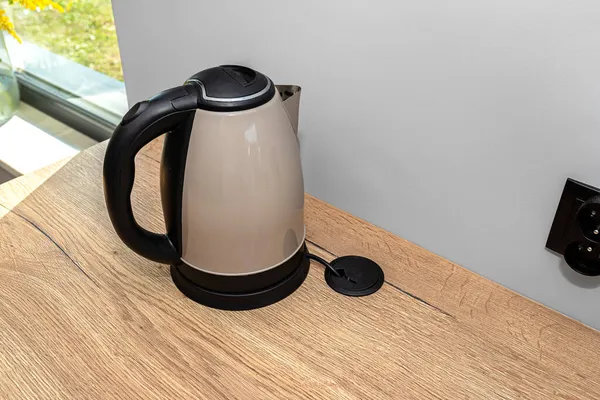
[103,85,197,264]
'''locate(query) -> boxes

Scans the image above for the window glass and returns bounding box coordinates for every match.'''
[8,0,127,116]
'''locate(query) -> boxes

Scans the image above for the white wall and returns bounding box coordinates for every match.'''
[112,0,600,328]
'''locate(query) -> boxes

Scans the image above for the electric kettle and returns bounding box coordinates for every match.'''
[103,65,308,310]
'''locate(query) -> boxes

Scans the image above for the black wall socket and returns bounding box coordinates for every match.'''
[546,178,600,276]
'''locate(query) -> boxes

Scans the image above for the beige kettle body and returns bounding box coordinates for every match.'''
[103,65,309,309]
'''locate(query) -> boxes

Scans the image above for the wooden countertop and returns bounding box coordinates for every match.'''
[0,139,599,399]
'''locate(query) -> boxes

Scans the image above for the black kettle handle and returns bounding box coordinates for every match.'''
[103,85,197,264]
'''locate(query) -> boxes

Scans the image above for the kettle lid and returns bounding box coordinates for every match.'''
[185,65,275,112]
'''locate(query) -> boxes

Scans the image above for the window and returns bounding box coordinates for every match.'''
[5,0,127,141]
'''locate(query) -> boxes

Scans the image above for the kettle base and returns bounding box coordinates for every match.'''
[170,246,310,310]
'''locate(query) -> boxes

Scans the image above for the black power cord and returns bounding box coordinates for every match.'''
[306,251,385,297]
[306,253,342,277]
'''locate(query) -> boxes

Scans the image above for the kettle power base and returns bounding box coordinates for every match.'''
[170,248,310,310]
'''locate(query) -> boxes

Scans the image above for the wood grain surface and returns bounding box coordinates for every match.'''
[0,138,598,399]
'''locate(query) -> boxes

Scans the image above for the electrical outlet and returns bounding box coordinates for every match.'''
[546,178,600,275]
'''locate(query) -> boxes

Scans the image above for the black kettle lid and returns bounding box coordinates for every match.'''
[185,65,275,112]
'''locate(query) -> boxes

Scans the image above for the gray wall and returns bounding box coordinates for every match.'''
[112,0,600,328]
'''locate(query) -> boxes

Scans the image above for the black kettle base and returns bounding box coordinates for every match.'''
[170,247,310,310]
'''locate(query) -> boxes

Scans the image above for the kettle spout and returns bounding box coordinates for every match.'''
[277,85,301,135]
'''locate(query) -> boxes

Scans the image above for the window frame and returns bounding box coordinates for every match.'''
[5,35,126,142]
[17,70,119,142]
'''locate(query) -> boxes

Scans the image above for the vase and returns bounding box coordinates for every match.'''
[0,32,19,127]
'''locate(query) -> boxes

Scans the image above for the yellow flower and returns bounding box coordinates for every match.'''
[0,9,22,44]
[1,1,65,44]
[15,0,65,13]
